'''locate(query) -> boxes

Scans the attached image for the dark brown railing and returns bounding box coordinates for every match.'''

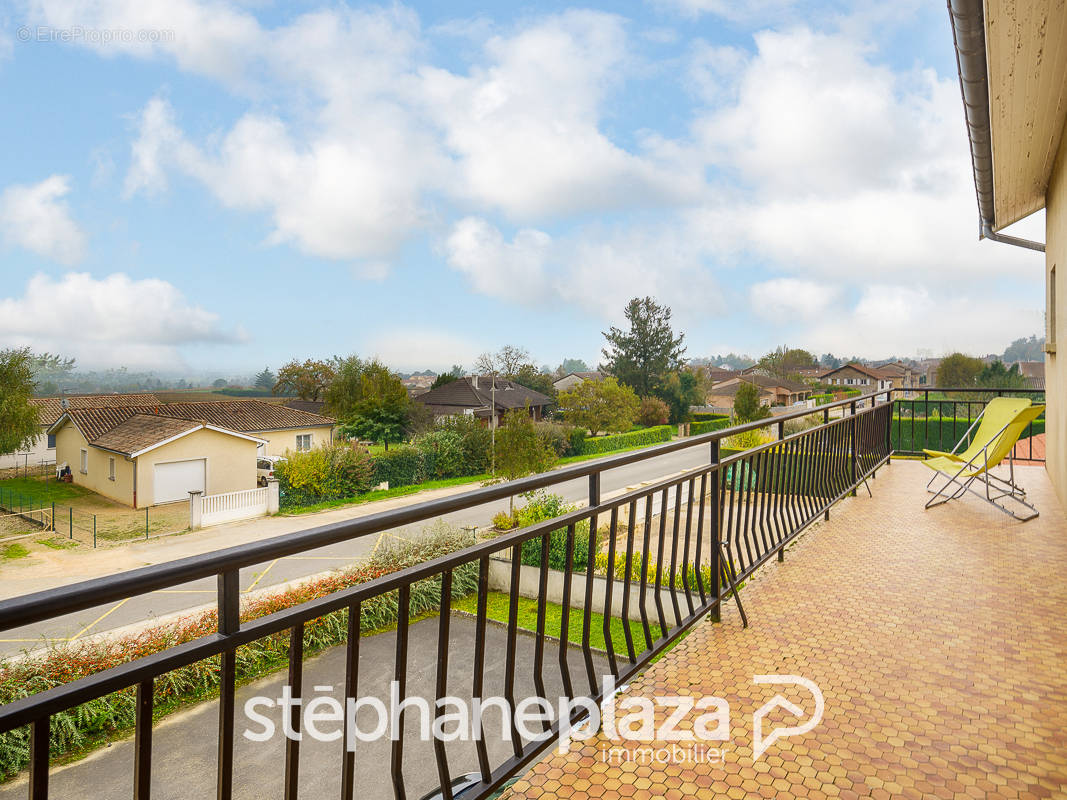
[0,390,895,800]
[891,387,1046,463]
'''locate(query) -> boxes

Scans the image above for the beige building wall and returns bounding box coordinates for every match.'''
[255,426,333,457]
[54,421,135,506]
[1045,122,1067,505]
[135,428,258,508]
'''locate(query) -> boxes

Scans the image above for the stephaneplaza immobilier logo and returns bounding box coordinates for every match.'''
[242,673,823,764]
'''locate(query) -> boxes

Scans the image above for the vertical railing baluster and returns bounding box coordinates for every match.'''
[602,506,620,677]
[341,601,361,800]
[738,453,756,570]
[638,498,654,649]
[134,678,153,800]
[29,717,49,800]
[504,545,524,757]
[694,473,708,606]
[621,501,638,663]
[653,489,670,637]
[284,623,304,800]
[667,484,683,627]
[216,570,239,800]
[582,508,599,694]
[390,585,410,800]
[533,535,551,722]
[472,558,492,782]
[680,479,695,617]
[558,526,576,698]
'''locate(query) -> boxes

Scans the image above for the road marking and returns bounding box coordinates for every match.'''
[69,597,130,641]
[244,558,279,593]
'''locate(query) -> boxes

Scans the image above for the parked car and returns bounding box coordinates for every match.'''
[256,455,286,486]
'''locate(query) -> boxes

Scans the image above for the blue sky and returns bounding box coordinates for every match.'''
[0,0,1047,377]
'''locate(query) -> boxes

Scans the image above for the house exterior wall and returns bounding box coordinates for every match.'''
[254,426,334,457]
[0,428,55,470]
[553,375,585,392]
[135,428,258,508]
[54,420,136,505]
[1045,120,1067,504]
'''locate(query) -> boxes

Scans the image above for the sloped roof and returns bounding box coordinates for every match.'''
[31,393,162,427]
[91,415,202,455]
[716,375,812,393]
[415,376,553,412]
[819,362,889,381]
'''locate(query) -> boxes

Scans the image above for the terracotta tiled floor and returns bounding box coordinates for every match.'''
[504,460,1067,800]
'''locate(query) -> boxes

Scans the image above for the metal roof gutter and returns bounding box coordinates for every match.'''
[947,0,1046,252]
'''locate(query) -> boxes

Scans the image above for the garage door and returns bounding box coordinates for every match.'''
[153,459,206,505]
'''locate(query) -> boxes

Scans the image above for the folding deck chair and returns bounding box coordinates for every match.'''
[922,397,1044,521]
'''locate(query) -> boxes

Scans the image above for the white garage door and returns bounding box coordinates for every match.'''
[153,459,206,505]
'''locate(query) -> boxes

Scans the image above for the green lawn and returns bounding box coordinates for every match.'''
[0,477,92,508]
[452,590,663,656]
[279,473,489,514]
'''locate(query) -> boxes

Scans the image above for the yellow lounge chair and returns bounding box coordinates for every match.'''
[922,399,1044,521]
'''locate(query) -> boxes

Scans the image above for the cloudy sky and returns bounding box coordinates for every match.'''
[0,0,1047,373]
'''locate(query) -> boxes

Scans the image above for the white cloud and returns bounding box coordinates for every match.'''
[0,272,241,368]
[363,328,482,373]
[0,175,86,264]
[749,278,838,321]
[802,285,1042,357]
[444,217,553,305]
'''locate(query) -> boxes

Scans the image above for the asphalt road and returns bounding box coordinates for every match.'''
[0,444,713,658]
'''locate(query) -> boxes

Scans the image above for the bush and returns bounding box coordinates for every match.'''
[492,510,517,530]
[691,411,729,423]
[512,492,597,572]
[813,393,834,406]
[275,443,374,507]
[636,397,670,427]
[689,417,732,436]
[414,415,491,478]
[536,421,582,457]
[371,446,426,488]
[724,429,767,451]
[567,425,588,456]
[580,425,672,455]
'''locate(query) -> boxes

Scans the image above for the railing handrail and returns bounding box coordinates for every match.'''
[0,388,893,632]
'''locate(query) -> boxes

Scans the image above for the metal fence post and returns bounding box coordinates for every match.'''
[710,439,721,623]
[850,408,858,496]
[69,507,73,539]
[93,516,97,548]
[146,507,150,539]
[51,502,55,533]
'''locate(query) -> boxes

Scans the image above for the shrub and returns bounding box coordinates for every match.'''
[0,523,476,778]
[689,417,732,436]
[371,446,426,488]
[536,421,582,457]
[275,443,374,507]
[636,397,670,427]
[580,425,672,455]
[492,510,517,530]
[512,492,597,572]
[724,428,767,451]
[692,411,729,422]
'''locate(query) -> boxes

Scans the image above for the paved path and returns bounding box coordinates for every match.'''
[0,616,608,800]
[503,461,1067,800]
[0,444,712,658]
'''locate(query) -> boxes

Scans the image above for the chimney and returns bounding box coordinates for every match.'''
[471,375,479,390]
[60,393,69,410]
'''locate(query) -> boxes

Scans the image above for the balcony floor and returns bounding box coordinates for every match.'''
[504,460,1067,800]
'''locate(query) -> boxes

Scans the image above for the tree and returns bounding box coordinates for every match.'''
[557,377,640,434]
[558,357,590,375]
[1003,335,1044,362]
[936,353,984,387]
[733,381,771,423]
[510,363,556,397]
[656,369,704,424]
[494,408,557,512]
[254,368,276,390]
[636,396,669,427]
[0,348,41,454]
[328,358,411,449]
[29,352,76,396]
[429,373,458,390]
[820,353,842,369]
[212,378,228,388]
[757,347,818,379]
[274,359,335,400]
[976,360,1028,389]
[475,345,530,377]
[601,297,686,397]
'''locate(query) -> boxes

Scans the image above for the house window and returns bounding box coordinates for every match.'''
[47,433,56,449]
[108,457,116,481]
[79,449,88,474]
[296,434,312,452]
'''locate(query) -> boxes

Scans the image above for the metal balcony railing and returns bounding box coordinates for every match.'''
[0,390,896,799]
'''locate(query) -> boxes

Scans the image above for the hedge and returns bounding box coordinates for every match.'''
[689,417,733,436]
[891,417,1046,453]
[370,446,427,488]
[813,393,834,406]
[692,412,730,423]
[578,425,673,455]
[894,397,1044,417]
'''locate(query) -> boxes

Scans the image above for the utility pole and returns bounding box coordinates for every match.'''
[490,371,497,475]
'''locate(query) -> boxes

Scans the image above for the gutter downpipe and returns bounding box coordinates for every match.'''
[948,0,1046,253]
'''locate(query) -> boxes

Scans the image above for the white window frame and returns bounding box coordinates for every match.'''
[296,433,312,452]
[80,449,88,474]
[108,456,116,481]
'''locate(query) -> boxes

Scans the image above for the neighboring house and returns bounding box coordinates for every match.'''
[707,375,813,409]
[915,359,941,386]
[552,371,605,393]
[819,363,893,393]
[0,393,161,471]
[48,400,336,507]
[948,0,1066,500]
[1013,361,1046,390]
[874,361,917,397]
[415,376,553,427]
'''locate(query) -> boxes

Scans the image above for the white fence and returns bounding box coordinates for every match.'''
[191,482,278,529]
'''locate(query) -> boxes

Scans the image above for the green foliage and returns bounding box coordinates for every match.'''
[557,376,640,434]
[535,421,582,457]
[329,359,412,448]
[414,415,492,478]
[724,429,766,451]
[214,387,277,397]
[274,358,335,401]
[637,396,670,427]
[254,367,276,390]
[891,416,1045,453]
[495,409,557,483]
[691,412,729,422]
[558,358,590,375]
[655,369,703,424]
[601,297,686,397]
[976,360,1028,389]
[812,393,834,405]
[756,347,818,379]
[689,417,732,436]
[492,510,517,530]
[1003,335,1044,362]
[513,492,597,572]
[935,353,984,388]
[580,425,672,455]
[274,444,375,507]
[733,382,771,423]
[28,352,76,396]
[429,373,458,390]
[0,348,41,454]
[370,446,426,488]
[510,363,556,397]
